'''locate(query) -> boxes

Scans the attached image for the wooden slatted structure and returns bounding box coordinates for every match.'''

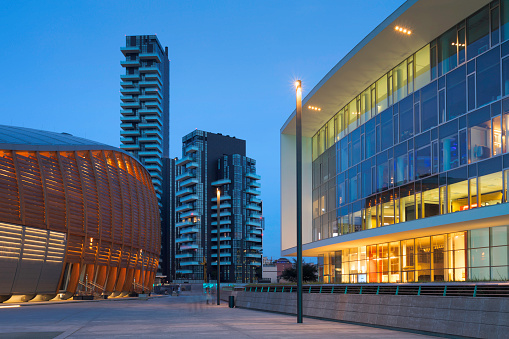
[0,148,160,297]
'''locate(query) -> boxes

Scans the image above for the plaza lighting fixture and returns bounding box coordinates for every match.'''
[395,26,411,35]
[295,80,303,324]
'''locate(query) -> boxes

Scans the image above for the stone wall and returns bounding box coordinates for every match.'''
[222,290,509,338]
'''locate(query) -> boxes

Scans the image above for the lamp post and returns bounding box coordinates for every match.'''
[216,187,221,305]
[140,249,144,294]
[295,80,303,323]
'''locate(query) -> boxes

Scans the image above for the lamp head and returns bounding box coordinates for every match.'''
[295,80,301,89]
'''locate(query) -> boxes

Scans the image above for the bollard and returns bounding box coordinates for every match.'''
[228,295,235,308]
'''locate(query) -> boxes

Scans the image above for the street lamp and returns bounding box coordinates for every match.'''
[295,80,303,323]
[216,187,221,306]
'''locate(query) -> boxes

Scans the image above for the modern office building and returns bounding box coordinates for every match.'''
[174,130,263,283]
[120,35,170,202]
[160,157,177,282]
[281,0,509,283]
[0,126,160,302]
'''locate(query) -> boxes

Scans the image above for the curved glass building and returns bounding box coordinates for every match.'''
[0,125,160,302]
[281,0,509,283]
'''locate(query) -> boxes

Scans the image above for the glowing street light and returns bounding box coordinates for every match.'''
[295,80,303,324]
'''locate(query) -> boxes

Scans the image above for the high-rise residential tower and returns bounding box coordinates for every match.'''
[120,35,170,202]
[174,130,263,283]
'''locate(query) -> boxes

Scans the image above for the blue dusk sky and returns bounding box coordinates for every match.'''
[1,0,405,260]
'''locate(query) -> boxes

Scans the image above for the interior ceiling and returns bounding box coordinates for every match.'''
[281,0,491,137]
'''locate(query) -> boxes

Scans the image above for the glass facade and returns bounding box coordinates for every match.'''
[311,1,509,282]
[320,225,509,283]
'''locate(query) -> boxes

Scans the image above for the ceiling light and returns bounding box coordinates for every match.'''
[395,26,412,35]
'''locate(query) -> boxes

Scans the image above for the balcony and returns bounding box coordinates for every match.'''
[121,115,140,122]
[139,122,162,130]
[144,157,162,165]
[249,213,262,219]
[120,95,134,102]
[249,262,262,266]
[211,211,231,218]
[120,123,134,130]
[211,219,231,226]
[175,253,193,259]
[245,253,262,258]
[180,244,199,251]
[145,72,162,83]
[210,236,231,242]
[144,164,161,172]
[145,87,160,95]
[249,181,261,188]
[250,246,262,251]
[120,81,134,88]
[211,203,231,210]
[138,136,161,143]
[246,219,262,227]
[179,210,198,219]
[211,261,232,266]
[179,178,198,189]
[246,204,261,211]
[175,171,193,182]
[121,46,140,55]
[120,109,134,116]
[211,228,231,234]
[120,144,140,151]
[138,150,160,157]
[120,137,133,144]
[143,143,163,153]
[176,220,195,228]
[144,115,161,123]
[180,261,200,266]
[246,172,261,180]
[120,130,140,136]
[139,52,162,62]
[176,156,193,166]
[186,162,199,169]
[176,269,193,274]
[248,229,262,235]
[211,245,232,250]
[139,108,161,116]
[246,188,261,195]
[250,197,262,204]
[180,228,199,235]
[145,101,162,110]
[120,88,140,95]
[120,102,140,109]
[211,253,232,257]
[176,236,194,243]
[246,237,262,243]
[120,60,140,67]
[211,179,231,186]
[120,74,141,81]
[211,194,231,202]
[180,194,198,204]
[139,67,161,75]
[139,95,161,102]
[144,129,160,136]
[185,145,199,153]
[176,203,194,213]
[176,188,193,197]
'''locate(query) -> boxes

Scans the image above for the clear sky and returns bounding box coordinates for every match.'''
[1,0,405,260]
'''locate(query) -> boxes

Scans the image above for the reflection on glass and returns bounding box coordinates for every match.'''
[393,60,407,103]
[467,6,490,60]
[377,75,388,113]
[415,45,431,91]
[493,116,502,156]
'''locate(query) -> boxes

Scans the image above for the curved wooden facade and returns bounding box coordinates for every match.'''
[0,147,160,300]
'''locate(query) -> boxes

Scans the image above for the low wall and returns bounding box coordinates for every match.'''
[222,290,509,338]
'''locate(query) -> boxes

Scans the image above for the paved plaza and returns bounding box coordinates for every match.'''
[0,293,433,338]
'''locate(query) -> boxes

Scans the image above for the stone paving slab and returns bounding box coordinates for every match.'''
[0,293,433,338]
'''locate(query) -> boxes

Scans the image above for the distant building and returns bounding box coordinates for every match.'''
[160,158,177,282]
[274,258,293,281]
[120,35,170,202]
[174,130,263,283]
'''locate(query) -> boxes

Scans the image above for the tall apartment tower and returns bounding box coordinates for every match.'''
[174,130,263,283]
[120,35,170,201]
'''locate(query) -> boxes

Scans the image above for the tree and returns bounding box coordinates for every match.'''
[280,260,318,282]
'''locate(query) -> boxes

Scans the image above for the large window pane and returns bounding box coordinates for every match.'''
[336,109,345,140]
[347,99,358,132]
[467,7,490,60]
[327,119,335,149]
[440,120,459,171]
[380,109,393,151]
[476,47,501,107]
[416,237,431,282]
[446,65,466,120]
[340,137,348,172]
[377,152,389,192]
[393,60,407,103]
[365,118,376,159]
[416,146,431,179]
[448,180,469,212]
[376,75,388,113]
[395,143,408,186]
[468,107,492,163]
[360,89,372,122]
[400,184,415,222]
[479,172,503,206]
[421,81,438,131]
[399,96,414,141]
[415,45,431,90]
[502,0,509,41]
[438,27,458,76]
